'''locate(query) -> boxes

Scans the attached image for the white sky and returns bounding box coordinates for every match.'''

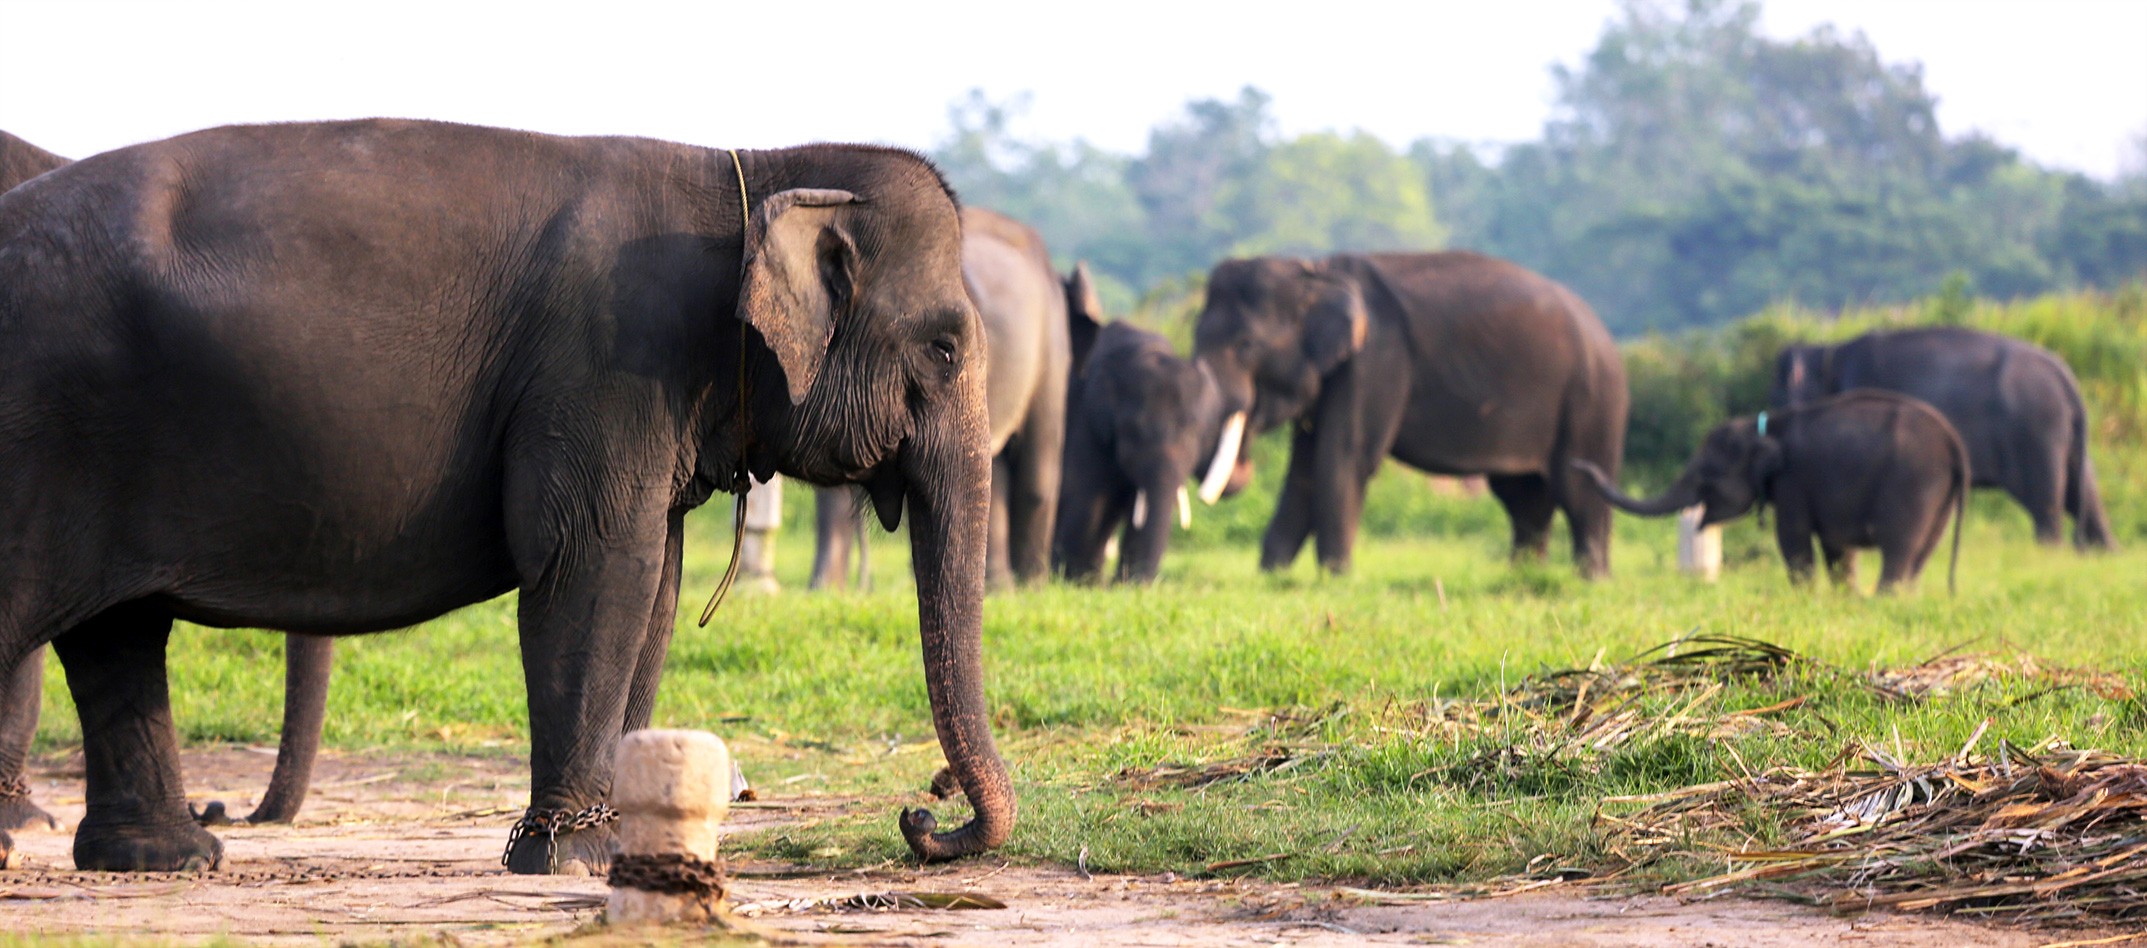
[2,0,2143,179]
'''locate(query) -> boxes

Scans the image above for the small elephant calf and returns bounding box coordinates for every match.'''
[1575,389,1969,592]
[1052,266,1231,583]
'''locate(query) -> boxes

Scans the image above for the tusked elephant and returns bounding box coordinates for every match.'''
[1774,327,2112,549]
[0,132,335,842]
[1053,264,1226,583]
[1192,252,1629,577]
[810,207,1070,590]
[0,119,1012,873]
[1575,390,1968,592]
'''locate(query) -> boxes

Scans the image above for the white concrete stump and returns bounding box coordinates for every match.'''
[1677,504,1722,582]
[606,729,732,924]
[736,475,782,592]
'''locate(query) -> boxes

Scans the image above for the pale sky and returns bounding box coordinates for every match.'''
[3,0,2143,179]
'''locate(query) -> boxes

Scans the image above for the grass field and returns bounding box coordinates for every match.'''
[32,470,2146,888]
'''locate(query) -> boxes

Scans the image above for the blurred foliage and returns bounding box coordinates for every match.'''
[927,0,2145,334]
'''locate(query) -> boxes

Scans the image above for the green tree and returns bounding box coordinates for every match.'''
[1221,131,1446,257]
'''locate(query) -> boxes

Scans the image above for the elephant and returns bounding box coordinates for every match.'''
[0,133,335,841]
[1053,264,1226,583]
[1773,327,2113,549]
[0,119,1012,873]
[810,207,1070,590]
[1191,252,1629,577]
[1574,389,1969,592]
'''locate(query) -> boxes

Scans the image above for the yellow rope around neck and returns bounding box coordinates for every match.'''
[699,149,755,628]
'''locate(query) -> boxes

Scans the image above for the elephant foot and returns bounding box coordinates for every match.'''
[73,816,223,871]
[501,806,618,875]
[0,786,62,832]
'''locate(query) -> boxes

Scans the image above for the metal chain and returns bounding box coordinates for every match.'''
[609,851,727,898]
[0,776,29,800]
[499,802,619,867]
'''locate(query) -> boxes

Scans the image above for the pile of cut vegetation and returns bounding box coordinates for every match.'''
[1604,737,2147,923]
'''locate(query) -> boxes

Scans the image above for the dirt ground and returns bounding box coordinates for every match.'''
[0,749,2118,946]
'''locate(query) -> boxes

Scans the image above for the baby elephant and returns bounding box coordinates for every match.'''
[1053,266,1232,583]
[1574,389,1969,592]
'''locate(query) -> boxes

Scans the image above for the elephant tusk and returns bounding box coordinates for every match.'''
[1198,412,1247,505]
[1131,491,1147,530]
[1177,486,1192,529]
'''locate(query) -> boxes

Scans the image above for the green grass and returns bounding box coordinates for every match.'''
[32,479,2147,886]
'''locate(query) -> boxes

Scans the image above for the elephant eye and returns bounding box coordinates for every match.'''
[930,338,957,365]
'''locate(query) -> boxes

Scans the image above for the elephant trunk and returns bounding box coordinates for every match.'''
[1572,460,1699,517]
[897,395,1014,862]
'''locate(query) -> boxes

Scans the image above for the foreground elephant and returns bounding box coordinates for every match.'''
[811,207,1070,590]
[0,119,1011,873]
[1576,390,1968,592]
[1054,265,1226,583]
[1774,327,2112,549]
[1193,253,1629,577]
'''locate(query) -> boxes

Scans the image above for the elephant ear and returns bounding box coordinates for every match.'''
[736,188,861,405]
[1065,262,1105,375]
[1301,274,1368,377]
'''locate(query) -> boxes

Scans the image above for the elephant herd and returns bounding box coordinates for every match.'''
[0,123,2115,875]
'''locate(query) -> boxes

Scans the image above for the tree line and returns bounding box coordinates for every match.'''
[930,0,2147,335]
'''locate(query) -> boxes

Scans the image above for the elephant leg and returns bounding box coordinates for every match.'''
[985,454,1014,590]
[621,515,685,734]
[55,601,223,871]
[197,634,335,826]
[1821,543,1857,589]
[0,648,60,832]
[1488,475,1557,565]
[1774,504,1817,585]
[810,487,857,591]
[2005,446,2066,545]
[1553,457,1617,580]
[1004,429,1063,587]
[1259,425,1320,572]
[503,495,671,876]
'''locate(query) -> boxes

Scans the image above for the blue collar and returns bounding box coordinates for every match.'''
[1756,411,1769,437]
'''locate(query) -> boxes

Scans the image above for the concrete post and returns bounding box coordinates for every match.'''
[606,729,732,924]
[737,475,781,593]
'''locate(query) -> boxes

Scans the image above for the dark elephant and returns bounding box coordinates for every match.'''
[0,119,1011,873]
[1575,390,1968,592]
[0,133,334,840]
[1191,253,1629,577]
[810,207,1070,591]
[1774,327,2112,549]
[1053,264,1226,583]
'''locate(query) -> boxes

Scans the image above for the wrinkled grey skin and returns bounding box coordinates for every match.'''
[1576,390,1969,592]
[1193,253,1629,578]
[812,207,1070,590]
[1053,264,1224,583]
[1774,327,2111,550]
[0,132,334,840]
[0,119,1011,873]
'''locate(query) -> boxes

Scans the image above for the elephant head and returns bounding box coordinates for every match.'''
[1772,345,1833,408]
[1190,257,1367,497]
[727,160,1011,861]
[1573,416,1782,527]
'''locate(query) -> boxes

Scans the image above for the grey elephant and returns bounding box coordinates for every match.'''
[811,207,1070,590]
[1774,327,2112,549]
[1576,390,1969,592]
[0,132,339,843]
[1192,253,1629,577]
[1053,264,1226,583]
[0,119,1012,873]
